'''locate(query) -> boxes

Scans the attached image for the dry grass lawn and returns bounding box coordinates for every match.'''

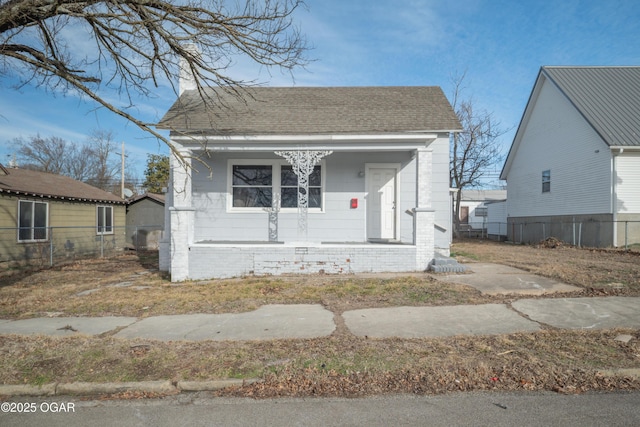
[1,241,639,397]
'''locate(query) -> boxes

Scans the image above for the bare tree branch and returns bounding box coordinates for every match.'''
[14,131,122,192]
[1,0,308,162]
[449,72,508,237]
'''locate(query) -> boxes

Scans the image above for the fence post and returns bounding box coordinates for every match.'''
[100,232,104,258]
[578,222,582,248]
[520,223,523,244]
[625,221,628,250]
[49,226,53,266]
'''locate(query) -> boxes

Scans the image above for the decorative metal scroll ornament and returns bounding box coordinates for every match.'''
[266,193,280,242]
[275,150,333,241]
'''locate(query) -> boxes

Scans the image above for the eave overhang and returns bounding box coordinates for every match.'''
[168,133,449,152]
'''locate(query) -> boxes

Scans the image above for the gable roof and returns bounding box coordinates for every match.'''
[542,66,640,147]
[158,86,461,135]
[0,166,125,204]
[501,66,640,180]
[127,193,165,206]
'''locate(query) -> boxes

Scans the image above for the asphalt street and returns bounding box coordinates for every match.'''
[1,391,639,427]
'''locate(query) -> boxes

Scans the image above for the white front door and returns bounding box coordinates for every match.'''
[367,167,397,240]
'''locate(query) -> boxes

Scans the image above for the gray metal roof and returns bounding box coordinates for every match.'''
[158,86,461,135]
[542,66,640,146]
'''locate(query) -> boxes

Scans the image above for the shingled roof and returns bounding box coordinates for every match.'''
[158,86,461,135]
[542,66,640,147]
[0,166,125,204]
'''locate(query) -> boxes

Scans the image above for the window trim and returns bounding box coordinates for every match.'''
[96,205,114,235]
[227,159,326,213]
[17,199,49,242]
[542,169,551,193]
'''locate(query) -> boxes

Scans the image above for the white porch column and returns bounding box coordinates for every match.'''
[169,149,195,281]
[414,148,435,270]
[275,150,332,242]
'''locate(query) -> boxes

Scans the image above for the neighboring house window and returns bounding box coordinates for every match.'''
[281,165,322,208]
[18,200,48,242]
[475,207,488,217]
[232,165,273,208]
[229,161,324,210]
[97,205,114,234]
[542,170,551,193]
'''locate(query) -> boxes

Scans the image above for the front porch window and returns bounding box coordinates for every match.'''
[232,165,273,207]
[281,165,322,208]
[229,161,324,211]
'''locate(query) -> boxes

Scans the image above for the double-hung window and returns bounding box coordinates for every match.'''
[18,200,48,242]
[542,170,551,193]
[97,205,114,234]
[281,165,322,208]
[232,165,273,208]
[229,161,323,210]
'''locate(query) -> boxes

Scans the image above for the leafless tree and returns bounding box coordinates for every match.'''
[66,143,98,183]
[15,130,133,193]
[1,0,308,159]
[15,134,68,173]
[449,72,507,237]
[84,129,120,191]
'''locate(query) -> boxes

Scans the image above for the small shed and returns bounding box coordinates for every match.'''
[126,193,165,250]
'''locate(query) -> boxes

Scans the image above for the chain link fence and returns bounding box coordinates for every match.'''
[0,225,164,268]
[457,220,640,251]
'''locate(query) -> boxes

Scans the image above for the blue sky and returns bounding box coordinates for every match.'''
[1,0,639,186]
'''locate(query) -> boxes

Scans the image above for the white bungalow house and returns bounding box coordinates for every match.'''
[456,189,506,233]
[500,66,640,247]
[158,83,461,280]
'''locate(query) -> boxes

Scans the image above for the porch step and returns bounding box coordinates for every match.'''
[428,256,468,273]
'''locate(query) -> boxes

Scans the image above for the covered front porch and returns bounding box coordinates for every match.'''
[163,135,444,281]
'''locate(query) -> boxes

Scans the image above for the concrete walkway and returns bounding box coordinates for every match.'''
[114,304,335,341]
[442,263,581,295]
[1,297,639,341]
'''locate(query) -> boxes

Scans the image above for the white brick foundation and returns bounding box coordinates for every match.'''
[184,244,419,280]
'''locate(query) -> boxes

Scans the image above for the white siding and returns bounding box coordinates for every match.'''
[616,153,640,213]
[459,200,485,229]
[487,201,507,236]
[191,151,416,243]
[506,78,612,218]
[430,136,452,253]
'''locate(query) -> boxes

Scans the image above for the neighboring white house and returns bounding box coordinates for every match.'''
[457,189,506,232]
[486,200,507,239]
[500,66,640,247]
[157,85,461,280]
